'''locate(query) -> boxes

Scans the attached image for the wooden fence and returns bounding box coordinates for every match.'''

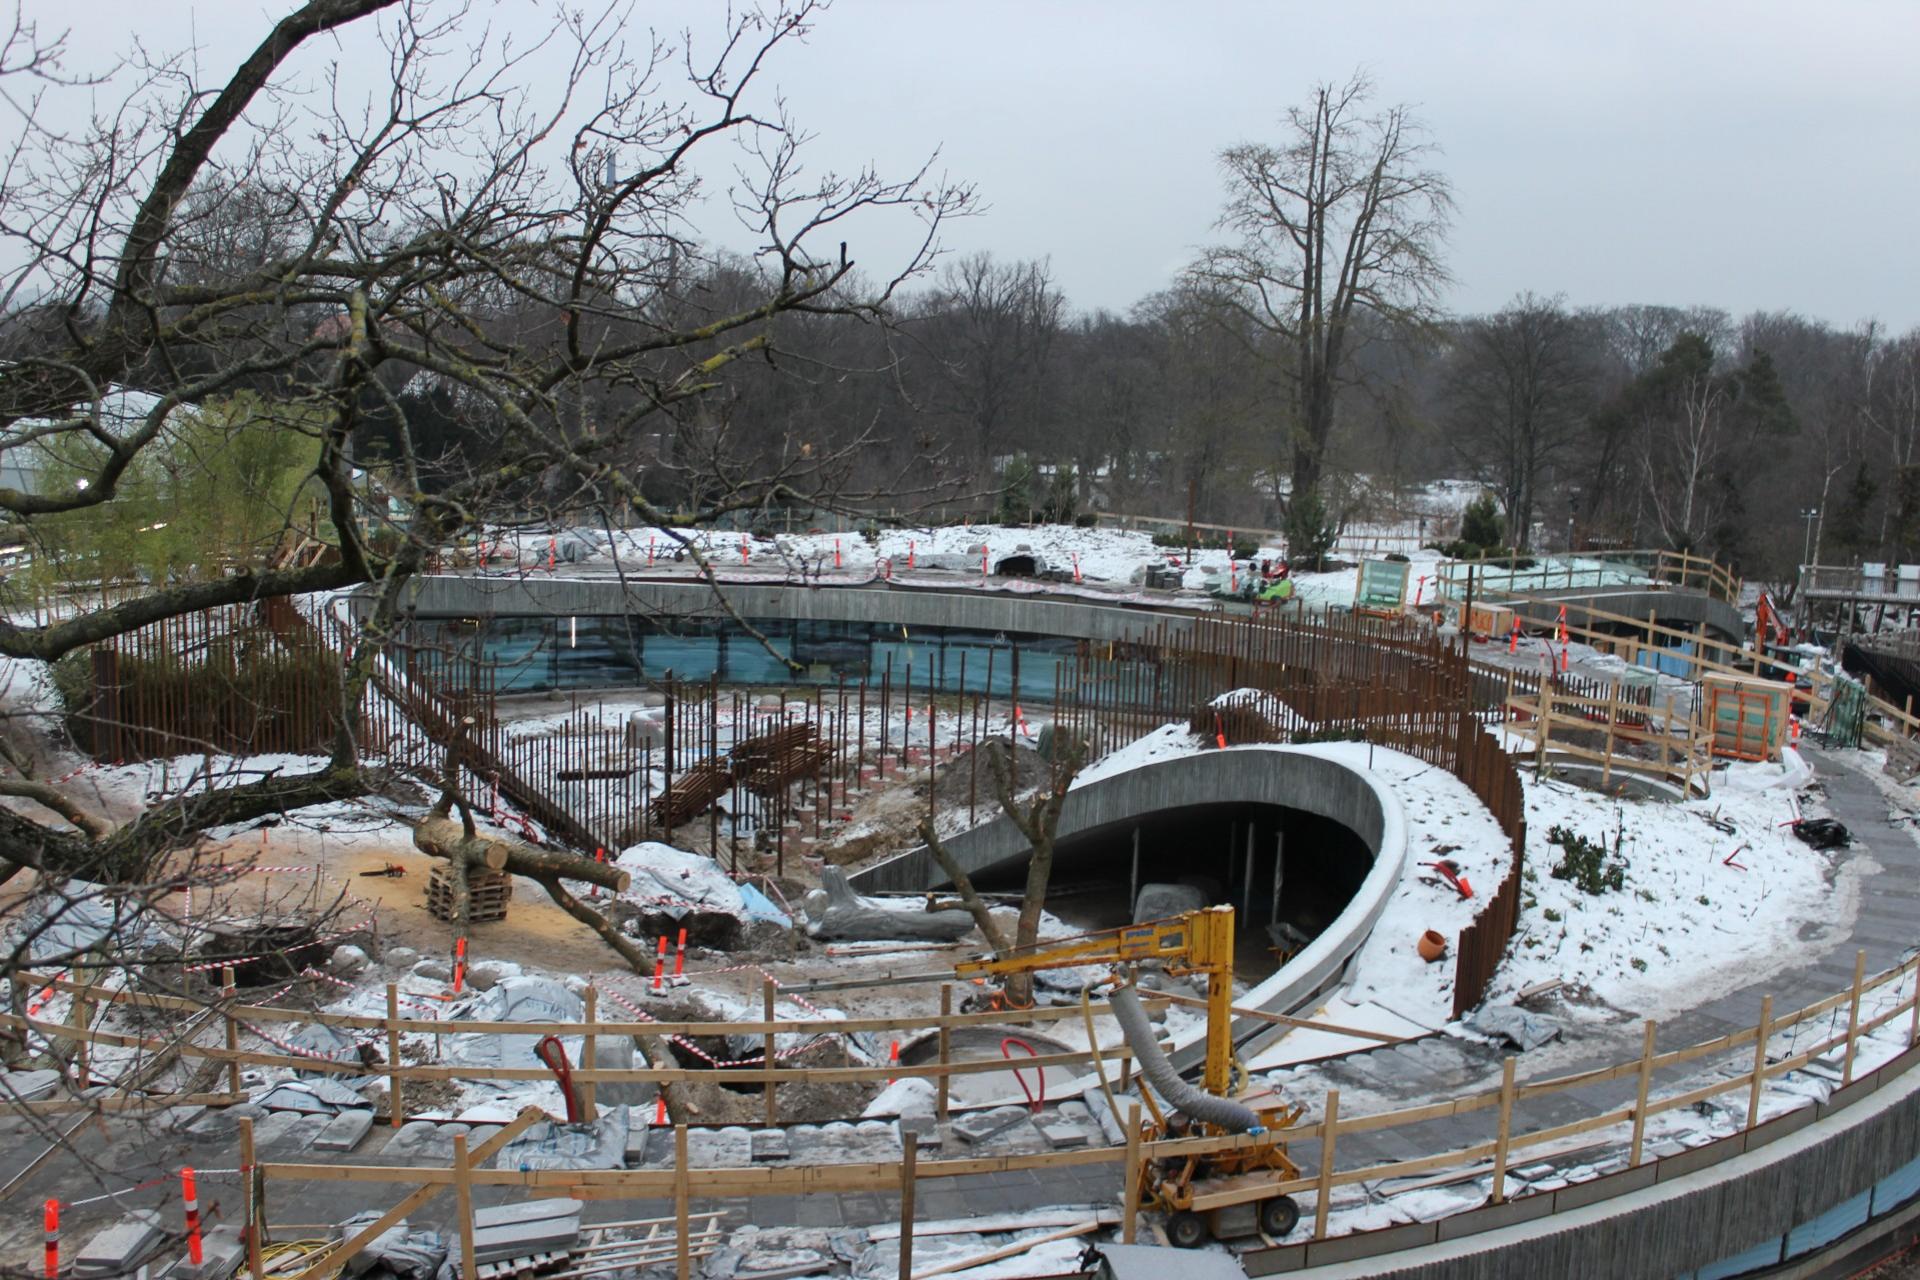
[14,946,1920,1279]
[1502,675,1712,799]
[1435,547,1742,605]
[64,598,342,763]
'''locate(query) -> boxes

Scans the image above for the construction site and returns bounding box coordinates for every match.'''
[7,526,1920,1280]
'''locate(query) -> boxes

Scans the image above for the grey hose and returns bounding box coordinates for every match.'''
[1109,985,1259,1133]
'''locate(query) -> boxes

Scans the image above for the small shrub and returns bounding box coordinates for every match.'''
[1542,907,1562,923]
[1630,957,1648,973]
[1073,512,1099,528]
[1546,824,1627,896]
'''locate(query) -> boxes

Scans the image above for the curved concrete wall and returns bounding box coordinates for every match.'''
[1516,587,1745,644]
[392,575,1205,644]
[852,745,1408,1067]
[1266,1044,1920,1279]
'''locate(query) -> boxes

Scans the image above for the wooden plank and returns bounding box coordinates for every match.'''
[674,1125,690,1280]
[287,1106,543,1280]
[1630,1020,1655,1167]
[910,1223,1098,1280]
[1122,1103,1141,1245]
[1747,994,1773,1130]
[1844,949,1867,1085]
[1313,1089,1338,1240]
[1490,1057,1516,1204]
[898,1131,918,1280]
[454,1134,478,1280]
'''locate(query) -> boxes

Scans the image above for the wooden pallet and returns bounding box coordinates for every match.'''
[427,863,513,923]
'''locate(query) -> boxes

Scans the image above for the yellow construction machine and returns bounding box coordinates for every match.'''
[955,905,1306,1246]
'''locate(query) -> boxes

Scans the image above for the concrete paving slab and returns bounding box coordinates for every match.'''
[951,1105,1028,1145]
[72,1210,164,1274]
[172,1225,245,1280]
[1033,1116,1090,1149]
[688,1126,753,1168]
[312,1108,375,1153]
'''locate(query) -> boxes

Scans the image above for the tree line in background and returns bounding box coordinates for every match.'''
[16,65,1903,600]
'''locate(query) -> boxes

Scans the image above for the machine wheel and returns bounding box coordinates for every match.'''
[1167,1211,1210,1249]
[1259,1194,1301,1238]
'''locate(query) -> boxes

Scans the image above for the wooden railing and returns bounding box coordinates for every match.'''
[1501,675,1713,799]
[20,946,1916,1278]
[1436,548,1742,606]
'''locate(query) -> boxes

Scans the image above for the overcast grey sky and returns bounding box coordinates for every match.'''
[42,0,1920,329]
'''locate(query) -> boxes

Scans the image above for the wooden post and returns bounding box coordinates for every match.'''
[1629,1020,1656,1166]
[897,1130,919,1278]
[240,1116,264,1280]
[1909,956,1920,1050]
[386,983,404,1126]
[1313,1089,1339,1239]
[1747,994,1773,1130]
[763,981,779,1128]
[675,1124,691,1280]
[579,987,599,1122]
[453,1134,477,1280]
[936,985,952,1124]
[1122,1102,1143,1245]
[220,966,240,1098]
[1843,948,1867,1085]
[1489,1056,1516,1203]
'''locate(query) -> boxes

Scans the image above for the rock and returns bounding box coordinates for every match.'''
[564,974,591,995]
[465,959,522,992]
[383,946,419,968]
[1132,882,1207,924]
[412,959,453,982]
[861,1077,936,1119]
[330,944,370,978]
[804,867,974,942]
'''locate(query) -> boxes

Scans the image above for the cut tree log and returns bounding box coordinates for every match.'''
[413,814,647,971]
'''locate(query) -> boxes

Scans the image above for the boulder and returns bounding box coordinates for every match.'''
[383,946,419,968]
[1132,882,1207,924]
[804,868,973,942]
[329,945,370,978]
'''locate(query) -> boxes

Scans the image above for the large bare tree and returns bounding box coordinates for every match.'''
[0,0,971,944]
[1442,293,1596,551]
[1191,72,1452,551]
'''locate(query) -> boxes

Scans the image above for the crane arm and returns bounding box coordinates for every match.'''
[952,911,1219,982]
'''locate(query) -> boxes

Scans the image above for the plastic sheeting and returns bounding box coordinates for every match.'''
[446,976,584,1072]
[493,1105,629,1171]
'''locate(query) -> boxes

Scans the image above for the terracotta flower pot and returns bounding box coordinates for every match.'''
[1417,929,1447,963]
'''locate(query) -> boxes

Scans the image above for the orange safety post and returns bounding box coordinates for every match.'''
[908,539,916,569]
[43,1200,57,1279]
[181,1168,203,1268]
[651,936,668,994]
[452,937,467,994]
[1072,552,1082,583]
[834,538,842,568]
[672,927,689,982]
[1509,617,1520,654]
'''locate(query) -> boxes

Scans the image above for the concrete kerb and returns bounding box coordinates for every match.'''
[389,576,1209,646]
[1253,1031,1920,1278]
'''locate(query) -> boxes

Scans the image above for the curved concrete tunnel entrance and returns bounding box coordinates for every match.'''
[853,747,1411,1070]
[970,800,1373,986]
